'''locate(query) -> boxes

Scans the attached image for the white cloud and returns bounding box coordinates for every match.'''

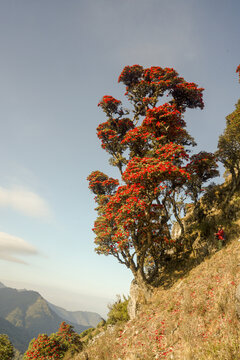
[0,186,52,219]
[0,232,38,264]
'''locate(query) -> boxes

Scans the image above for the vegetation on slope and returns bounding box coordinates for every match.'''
[88,64,218,292]
[0,334,14,360]
[0,317,30,354]
[23,322,82,360]
[73,226,240,360]
[2,65,240,359]
[0,287,97,353]
[70,65,240,359]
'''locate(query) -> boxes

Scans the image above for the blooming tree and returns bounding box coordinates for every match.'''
[23,334,63,360]
[23,322,82,360]
[88,65,218,289]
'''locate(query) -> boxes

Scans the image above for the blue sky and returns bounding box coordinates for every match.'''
[0,0,239,318]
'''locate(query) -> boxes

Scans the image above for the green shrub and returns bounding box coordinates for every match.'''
[96,319,106,329]
[79,327,95,339]
[0,334,14,360]
[106,295,129,325]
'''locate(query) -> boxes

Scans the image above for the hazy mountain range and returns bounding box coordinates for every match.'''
[0,282,103,352]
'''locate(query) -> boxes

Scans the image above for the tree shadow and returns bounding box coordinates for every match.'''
[154,220,240,290]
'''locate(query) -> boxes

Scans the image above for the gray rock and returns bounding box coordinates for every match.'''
[127,280,139,320]
[127,280,152,320]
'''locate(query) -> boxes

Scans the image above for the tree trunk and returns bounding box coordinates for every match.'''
[135,270,153,299]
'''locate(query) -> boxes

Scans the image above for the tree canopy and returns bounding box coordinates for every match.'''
[217,65,240,198]
[88,65,218,289]
[23,322,82,360]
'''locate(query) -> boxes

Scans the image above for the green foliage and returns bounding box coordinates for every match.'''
[79,327,95,339]
[217,97,240,195]
[106,295,130,325]
[96,320,106,328]
[201,182,220,209]
[88,65,218,289]
[56,321,82,354]
[215,70,240,208]
[23,334,63,360]
[186,152,219,204]
[78,327,101,346]
[0,334,14,360]
[23,322,82,360]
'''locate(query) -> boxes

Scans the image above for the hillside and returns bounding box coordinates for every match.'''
[48,302,103,328]
[0,287,87,334]
[0,286,102,353]
[74,230,240,359]
[0,316,31,353]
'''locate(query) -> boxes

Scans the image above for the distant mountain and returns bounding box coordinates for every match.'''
[0,316,31,353]
[0,282,6,289]
[0,283,103,353]
[48,302,103,328]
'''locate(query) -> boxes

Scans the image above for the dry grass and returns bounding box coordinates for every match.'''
[69,187,240,359]
[71,229,240,360]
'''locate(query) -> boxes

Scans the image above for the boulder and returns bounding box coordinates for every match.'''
[127,280,152,320]
[127,280,139,320]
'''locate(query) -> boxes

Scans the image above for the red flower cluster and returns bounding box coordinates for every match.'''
[98,95,122,117]
[186,152,219,182]
[87,171,119,195]
[237,64,240,82]
[122,155,190,185]
[118,64,204,112]
[98,95,121,107]
[88,64,218,286]
[142,104,188,143]
[24,334,64,360]
[24,322,82,360]
[118,64,144,85]
[97,118,134,152]
[155,143,188,161]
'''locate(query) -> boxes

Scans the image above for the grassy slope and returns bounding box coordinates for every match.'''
[73,223,240,360]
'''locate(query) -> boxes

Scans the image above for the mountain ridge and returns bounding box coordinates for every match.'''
[47,301,103,328]
[0,283,103,353]
[0,281,6,288]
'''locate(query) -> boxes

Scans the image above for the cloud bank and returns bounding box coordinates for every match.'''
[0,186,52,219]
[0,232,38,264]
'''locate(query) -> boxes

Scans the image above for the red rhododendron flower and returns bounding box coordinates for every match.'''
[87,64,218,289]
